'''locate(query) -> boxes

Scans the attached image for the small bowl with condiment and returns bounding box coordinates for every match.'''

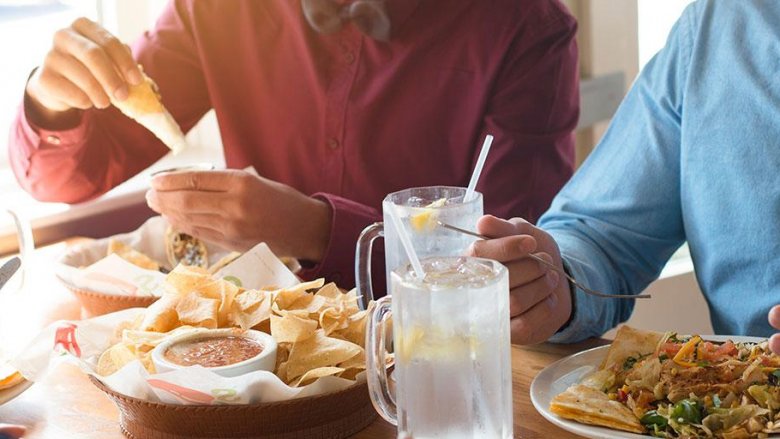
[151,328,277,377]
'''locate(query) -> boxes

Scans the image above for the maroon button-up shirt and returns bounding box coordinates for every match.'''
[9,0,578,289]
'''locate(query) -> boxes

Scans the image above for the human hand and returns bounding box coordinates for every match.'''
[25,17,142,125]
[466,215,572,345]
[768,306,780,354]
[146,170,332,262]
[0,423,26,439]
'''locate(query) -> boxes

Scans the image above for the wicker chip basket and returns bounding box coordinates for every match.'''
[90,376,378,439]
[62,281,159,318]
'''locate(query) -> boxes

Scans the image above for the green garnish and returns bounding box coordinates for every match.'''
[640,410,668,428]
[769,370,780,386]
[670,399,703,424]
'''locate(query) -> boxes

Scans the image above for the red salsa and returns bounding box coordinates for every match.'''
[164,336,263,367]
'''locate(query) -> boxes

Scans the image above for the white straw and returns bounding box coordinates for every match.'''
[464,134,494,202]
[387,204,426,279]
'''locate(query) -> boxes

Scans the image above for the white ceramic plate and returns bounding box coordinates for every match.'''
[0,379,32,406]
[530,335,766,439]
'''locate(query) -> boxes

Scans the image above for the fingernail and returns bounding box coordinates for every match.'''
[521,238,535,253]
[150,175,164,189]
[546,270,560,288]
[127,69,143,85]
[113,85,129,101]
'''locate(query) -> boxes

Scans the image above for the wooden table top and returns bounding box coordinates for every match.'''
[0,240,608,438]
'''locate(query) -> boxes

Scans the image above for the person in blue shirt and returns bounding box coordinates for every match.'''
[468,0,780,352]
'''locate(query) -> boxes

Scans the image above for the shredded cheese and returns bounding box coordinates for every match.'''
[673,336,702,367]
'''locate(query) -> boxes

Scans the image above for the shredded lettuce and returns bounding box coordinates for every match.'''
[747,384,780,410]
[701,405,769,433]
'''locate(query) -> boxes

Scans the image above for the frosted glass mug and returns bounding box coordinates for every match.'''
[354,186,482,308]
[365,256,513,438]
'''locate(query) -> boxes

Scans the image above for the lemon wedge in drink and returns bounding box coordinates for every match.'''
[397,325,477,363]
[409,198,447,233]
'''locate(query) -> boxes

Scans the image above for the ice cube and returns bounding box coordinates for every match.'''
[416,257,499,290]
[405,196,427,207]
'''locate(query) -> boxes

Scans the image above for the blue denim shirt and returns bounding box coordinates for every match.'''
[541,0,780,343]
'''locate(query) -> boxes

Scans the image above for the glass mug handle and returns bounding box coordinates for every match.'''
[7,209,34,293]
[365,296,397,425]
[355,222,384,310]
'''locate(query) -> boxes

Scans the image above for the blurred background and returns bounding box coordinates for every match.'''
[0,0,709,335]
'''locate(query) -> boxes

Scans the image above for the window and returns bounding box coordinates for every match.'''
[0,1,223,251]
[637,0,695,69]
[0,1,99,237]
[637,0,695,267]
[0,1,99,170]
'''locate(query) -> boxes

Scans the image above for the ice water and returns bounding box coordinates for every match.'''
[383,187,483,292]
[391,257,512,439]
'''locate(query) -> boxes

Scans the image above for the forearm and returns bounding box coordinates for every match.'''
[8,97,166,203]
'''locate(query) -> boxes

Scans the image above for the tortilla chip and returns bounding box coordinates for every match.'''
[107,239,162,271]
[271,312,318,343]
[216,280,240,327]
[165,265,214,295]
[319,307,348,336]
[291,367,345,387]
[96,342,138,376]
[231,289,272,330]
[139,293,182,332]
[550,384,644,434]
[273,279,325,309]
[287,294,327,315]
[337,349,367,380]
[112,67,186,153]
[175,292,219,328]
[315,283,342,301]
[334,310,369,346]
[286,329,362,380]
[599,325,664,371]
[122,326,198,352]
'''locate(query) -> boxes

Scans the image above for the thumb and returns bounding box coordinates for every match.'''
[476,215,540,239]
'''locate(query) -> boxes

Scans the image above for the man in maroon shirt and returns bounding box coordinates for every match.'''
[9,0,579,289]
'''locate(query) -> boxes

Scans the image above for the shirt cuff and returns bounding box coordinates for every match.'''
[21,92,91,150]
[297,193,382,290]
[546,232,623,344]
[547,257,598,343]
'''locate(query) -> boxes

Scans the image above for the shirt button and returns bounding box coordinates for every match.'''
[45,135,61,145]
[327,138,340,150]
[344,52,355,65]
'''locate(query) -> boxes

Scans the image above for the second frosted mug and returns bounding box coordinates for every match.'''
[366,256,513,439]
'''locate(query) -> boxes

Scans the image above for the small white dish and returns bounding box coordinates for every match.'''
[152,329,277,378]
[149,162,217,178]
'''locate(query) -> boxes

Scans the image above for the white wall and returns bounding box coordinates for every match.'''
[605,260,712,338]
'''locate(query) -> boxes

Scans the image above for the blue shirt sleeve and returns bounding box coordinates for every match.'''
[542,3,699,343]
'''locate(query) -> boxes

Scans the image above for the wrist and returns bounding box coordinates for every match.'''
[25,72,83,130]
[299,197,333,263]
[555,260,577,334]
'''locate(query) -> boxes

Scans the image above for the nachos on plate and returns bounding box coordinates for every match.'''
[551,325,780,438]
